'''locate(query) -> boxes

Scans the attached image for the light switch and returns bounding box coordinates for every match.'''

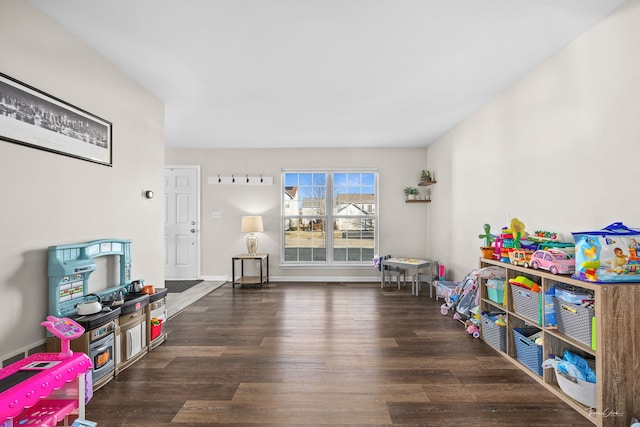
[211,211,223,219]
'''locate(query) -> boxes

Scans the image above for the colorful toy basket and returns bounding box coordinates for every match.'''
[513,327,543,376]
[554,298,595,347]
[486,279,505,305]
[510,284,541,325]
[480,313,506,352]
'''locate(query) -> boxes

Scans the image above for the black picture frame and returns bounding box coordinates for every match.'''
[0,72,112,166]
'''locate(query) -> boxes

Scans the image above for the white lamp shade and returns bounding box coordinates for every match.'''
[241,216,264,233]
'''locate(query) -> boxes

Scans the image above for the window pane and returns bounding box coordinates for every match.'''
[284,218,326,262]
[299,173,326,216]
[298,173,312,185]
[333,172,375,215]
[283,187,300,215]
[312,247,326,261]
[332,218,375,262]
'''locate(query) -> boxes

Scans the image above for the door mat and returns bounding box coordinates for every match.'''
[164,280,203,293]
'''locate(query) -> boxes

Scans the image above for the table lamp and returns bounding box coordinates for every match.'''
[241,215,264,255]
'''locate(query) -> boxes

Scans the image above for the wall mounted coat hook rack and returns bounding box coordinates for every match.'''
[208,174,273,185]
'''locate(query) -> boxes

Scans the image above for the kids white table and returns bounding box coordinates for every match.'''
[380,257,438,296]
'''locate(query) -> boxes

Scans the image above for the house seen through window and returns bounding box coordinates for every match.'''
[282,170,377,265]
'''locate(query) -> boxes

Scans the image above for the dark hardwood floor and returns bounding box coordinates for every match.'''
[86,282,592,426]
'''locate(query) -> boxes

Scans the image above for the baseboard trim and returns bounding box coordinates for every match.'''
[273,276,382,282]
[201,275,381,283]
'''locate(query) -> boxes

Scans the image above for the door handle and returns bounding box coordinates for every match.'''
[191,229,196,233]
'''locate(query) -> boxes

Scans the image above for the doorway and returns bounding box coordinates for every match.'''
[164,166,200,279]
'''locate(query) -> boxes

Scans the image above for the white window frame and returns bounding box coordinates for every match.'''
[281,169,379,267]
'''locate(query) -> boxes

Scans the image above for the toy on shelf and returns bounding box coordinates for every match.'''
[528,230,575,256]
[529,249,575,275]
[494,219,525,262]
[531,230,558,241]
[509,275,541,293]
[509,249,533,267]
[507,218,528,248]
[573,222,640,283]
[479,223,494,246]
[493,218,548,262]
[544,287,557,329]
[494,315,507,327]
[479,224,495,259]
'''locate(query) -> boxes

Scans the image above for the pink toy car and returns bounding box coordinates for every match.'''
[529,249,575,275]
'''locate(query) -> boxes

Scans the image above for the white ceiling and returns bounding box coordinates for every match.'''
[29,0,623,149]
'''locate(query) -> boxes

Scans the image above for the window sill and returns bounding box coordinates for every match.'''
[279,263,373,269]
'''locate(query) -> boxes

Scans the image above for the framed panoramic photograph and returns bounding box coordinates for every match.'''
[0,72,112,166]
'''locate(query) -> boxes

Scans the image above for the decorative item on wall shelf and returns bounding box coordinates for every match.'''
[405,170,436,203]
[419,170,436,186]
[403,186,419,201]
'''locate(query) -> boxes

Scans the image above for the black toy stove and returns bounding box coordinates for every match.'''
[70,305,121,331]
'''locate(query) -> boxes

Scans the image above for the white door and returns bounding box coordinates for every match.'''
[164,166,200,279]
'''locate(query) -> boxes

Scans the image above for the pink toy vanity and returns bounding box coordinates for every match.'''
[0,316,92,426]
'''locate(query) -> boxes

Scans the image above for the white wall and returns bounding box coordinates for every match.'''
[426,1,640,280]
[165,147,429,280]
[7,0,631,360]
[0,0,165,360]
